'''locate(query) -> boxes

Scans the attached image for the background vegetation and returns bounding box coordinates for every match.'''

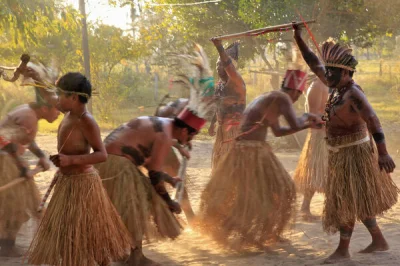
[1,0,400,140]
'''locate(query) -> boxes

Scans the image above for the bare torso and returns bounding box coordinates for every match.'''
[324,83,368,137]
[57,112,92,174]
[239,91,288,141]
[216,79,246,124]
[104,116,173,166]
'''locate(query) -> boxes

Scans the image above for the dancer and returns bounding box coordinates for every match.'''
[294,23,398,263]
[209,39,246,169]
[0,97,59,257]
[200,69,322,249]
[293,77,329,220]
[96,107,206,265]
[28,72,132,266]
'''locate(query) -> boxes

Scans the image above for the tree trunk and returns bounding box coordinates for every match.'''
[79,0,92,113]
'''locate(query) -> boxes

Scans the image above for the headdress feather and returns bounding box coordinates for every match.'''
[169,43,216,120]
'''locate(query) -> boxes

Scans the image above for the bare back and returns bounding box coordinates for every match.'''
[306,79,329,115]
[104,116,173,168]
[239,91,292,141]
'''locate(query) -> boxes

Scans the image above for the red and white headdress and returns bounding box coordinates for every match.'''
[283,69,308,92]
[177,107,206,132]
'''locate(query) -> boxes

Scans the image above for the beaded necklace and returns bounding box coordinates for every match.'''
[322,80,354,122]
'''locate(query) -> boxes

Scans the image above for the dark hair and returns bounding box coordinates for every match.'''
[57,72,92,103]
[173,117,197,134]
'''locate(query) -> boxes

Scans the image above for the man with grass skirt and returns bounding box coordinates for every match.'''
[95,107,206,266]
[293,23,398,263]
[208,39,246,169]
[0,92,59,256]
[293,77,329,221]
[199,69,323,250]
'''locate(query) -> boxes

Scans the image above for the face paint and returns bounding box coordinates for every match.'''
[325,67,342,88]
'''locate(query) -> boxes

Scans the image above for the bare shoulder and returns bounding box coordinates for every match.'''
[79,112,100,131]
[347,85,367,100]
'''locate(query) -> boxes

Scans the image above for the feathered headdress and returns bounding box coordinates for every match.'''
[322,41,358,71]
[169,43,216,122]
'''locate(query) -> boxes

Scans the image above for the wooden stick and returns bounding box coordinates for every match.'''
[174,154,188,203]
[212,20,316,41]
[0,167,43,193]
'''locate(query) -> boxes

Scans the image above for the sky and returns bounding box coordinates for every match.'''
[65,0,131,30]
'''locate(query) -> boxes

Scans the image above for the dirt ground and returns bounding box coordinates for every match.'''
[3,134,400,266]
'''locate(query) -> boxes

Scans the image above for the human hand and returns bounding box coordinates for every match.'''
[178,147,191,159]
[210,37,222,47]
[168,200,182,214]
[37,157,51,171]
[292,21,302,38]
[378,154,396,173]
[50,154,72,167]
[170,176,182,188]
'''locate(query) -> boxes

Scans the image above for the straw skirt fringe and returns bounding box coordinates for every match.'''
[323,131,399,234]
[0,154,41,239]
[27,169,132,266]
[293,129,328,193]
[211,123,240,169]
[96,155,182,242]
[200,140,296,249]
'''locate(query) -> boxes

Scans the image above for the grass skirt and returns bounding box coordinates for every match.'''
[0,154,41,239]
[211,123,240,169]
[27,169,132,266]
[199,140,296,249]
[323,131,399,234]
[293,129,328,193]
[96,155,182,243]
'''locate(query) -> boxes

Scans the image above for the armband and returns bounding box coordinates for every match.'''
[160,193,172,203]
[372,132,385,144]
[148,170,163,186]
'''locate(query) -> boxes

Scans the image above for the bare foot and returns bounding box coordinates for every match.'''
[323,248,350,264]
[359,240,389,253]
[0,246,24,257]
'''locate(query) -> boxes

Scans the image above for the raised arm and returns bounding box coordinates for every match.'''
[211,38,245,90]
[2,68,22,82]
[292,23,327,85]
[348,88,395,173]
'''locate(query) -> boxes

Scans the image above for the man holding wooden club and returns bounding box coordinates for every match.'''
[0,91,59,257]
